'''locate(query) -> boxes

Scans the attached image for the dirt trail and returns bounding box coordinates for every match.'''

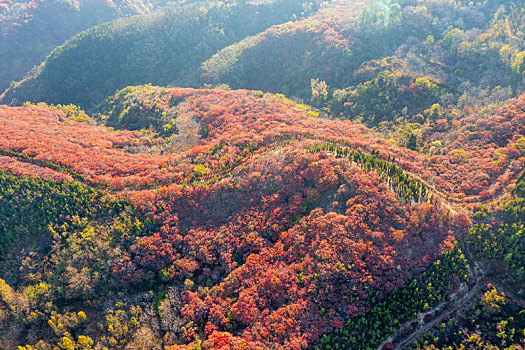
[391,240,524,350]
[394,281,485,350]
[393,274,524,350]
[386,162,524,349]
[169,101,202,153]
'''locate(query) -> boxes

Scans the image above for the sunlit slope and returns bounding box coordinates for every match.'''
[1,0,322,109]
[0,0,175,91]
[203,0,525,117]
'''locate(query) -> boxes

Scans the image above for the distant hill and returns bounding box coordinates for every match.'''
[1,0,323,109]
[0,0,176,92]
[203,0,525,126]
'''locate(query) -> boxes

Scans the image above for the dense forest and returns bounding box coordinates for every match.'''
[1,0,525,349]
[203,0,525,125]
[0,0,177,91]
[1,0,324,109]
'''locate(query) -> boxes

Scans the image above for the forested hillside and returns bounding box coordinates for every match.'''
[203,0,525,126]
[1,0,323,109]
[0,84,523,348]
[0,0,175,92]
[1,0,525,349]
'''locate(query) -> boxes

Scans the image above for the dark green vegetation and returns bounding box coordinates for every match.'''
[412,286,525,349]
[0,0,173,92]
[0,171,152,349]
[0,170,98,260]
[0,169,143,284]
[316,245,470,349]
[467,170,525,285]
[1,0,323,109]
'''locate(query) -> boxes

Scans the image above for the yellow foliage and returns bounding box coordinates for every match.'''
[311,78,328,104]
[513,137,525,152]
[452,149,469,162]
[511,51,525,74]
[500,44,513,62]
[415,77,432,90]
[22,282,50,305]
[0,279,17,311]
[296,103,309,110]
[62,336,75,350]
[307,110,319,118]
[77,335,94,349]
[193,164,209,177]
[480,287,506,315]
